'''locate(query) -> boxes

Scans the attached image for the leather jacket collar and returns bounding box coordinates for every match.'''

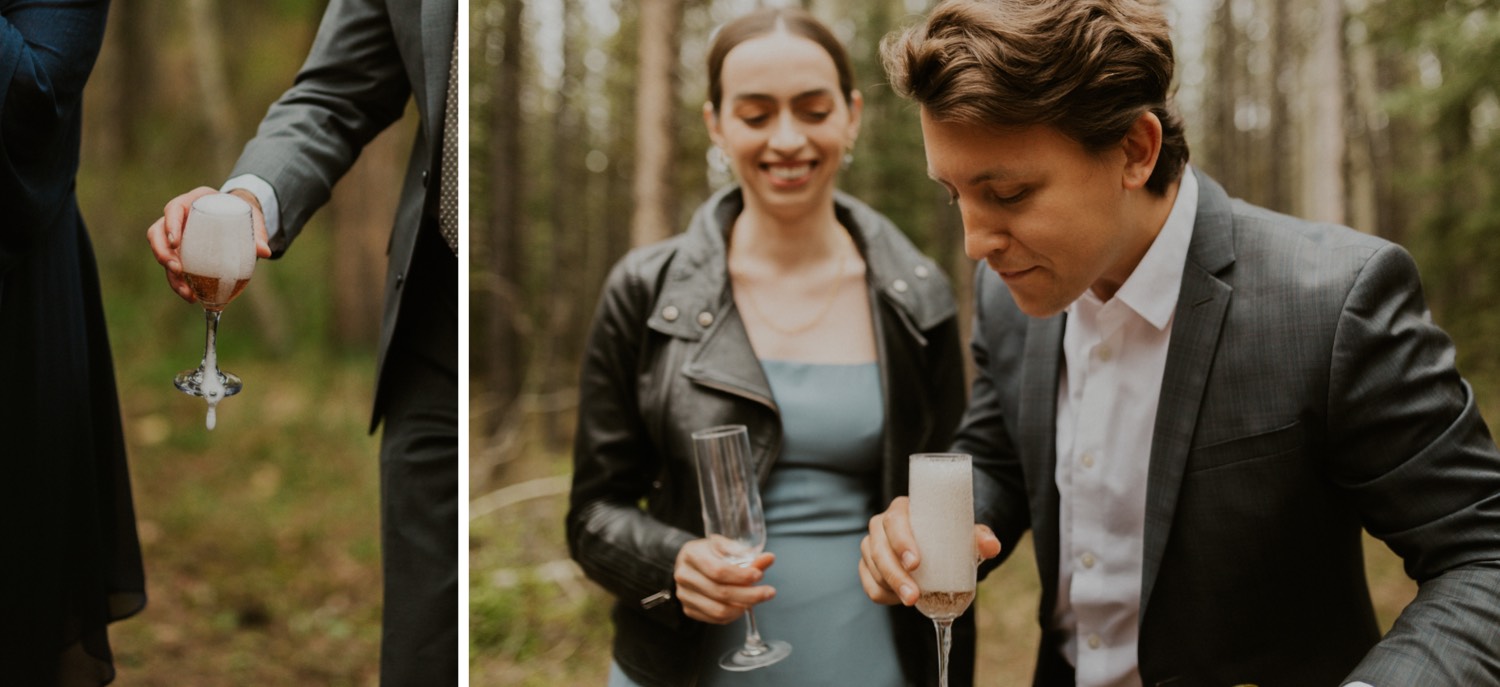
[648,184,957,343]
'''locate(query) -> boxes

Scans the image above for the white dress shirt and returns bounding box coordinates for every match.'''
[1051,169,1198,687]
[222,173,283,241]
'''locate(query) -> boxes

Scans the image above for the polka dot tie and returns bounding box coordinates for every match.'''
[438,29,458,254]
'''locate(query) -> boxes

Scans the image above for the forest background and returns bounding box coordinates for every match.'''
[470,0,1500,685]
[76,0,413,683]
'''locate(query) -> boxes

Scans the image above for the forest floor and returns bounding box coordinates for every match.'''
[107,350,383,686]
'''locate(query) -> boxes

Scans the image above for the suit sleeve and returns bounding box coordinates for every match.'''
[566,253,697,629]
[229,0,411,257]
[0,1,109,263]
[952,264,1032,579]
[1330,244,1500,683]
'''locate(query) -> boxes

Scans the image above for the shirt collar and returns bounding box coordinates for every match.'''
[1104,166,1199,331]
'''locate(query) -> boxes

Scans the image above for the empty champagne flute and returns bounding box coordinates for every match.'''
[174,193,257,430]
[690,424,793,671]
[909,453,976,687]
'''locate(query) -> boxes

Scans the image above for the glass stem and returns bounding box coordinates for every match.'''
[740,608,769,655]
[203,309,221,372]
[934,618,954,687]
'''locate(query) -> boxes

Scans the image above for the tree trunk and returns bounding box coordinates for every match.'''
[1201,0,1238,189]
[185,0,289,352]
[96,0,154,164]
[1267,0,1294,214]
[328,114,414,349]
[542,0,587,443]
[486,0,528,424]
[1304,0,1347,225]
[592,0,639,314]
[630,0,684,247]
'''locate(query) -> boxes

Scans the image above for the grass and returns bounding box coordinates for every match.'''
[89,197,385,684]
[107,350,383,686]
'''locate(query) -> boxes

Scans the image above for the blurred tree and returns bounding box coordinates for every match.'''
[540,0,588,443]
[186,0,291,351]
[630,0,684,247]
[1305,0,1347,225]
[488,0,529,425]
[111,0,154,162]
[469,0,1500,493]
[329,118,415,348]
[1363,0,1500,383]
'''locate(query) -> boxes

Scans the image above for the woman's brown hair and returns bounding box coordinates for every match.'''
[707,7,855,111]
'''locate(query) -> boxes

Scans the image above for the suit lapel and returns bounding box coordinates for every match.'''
[1021,314,1065,600]
[1139,170,1236,617]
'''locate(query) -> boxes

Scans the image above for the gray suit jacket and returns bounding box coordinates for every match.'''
[229,0,456,426]
[958,170,1500,686]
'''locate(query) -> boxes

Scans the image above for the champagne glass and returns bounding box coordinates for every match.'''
[909,453,977,687]
[690,424,792,671]
[174,193,257,430]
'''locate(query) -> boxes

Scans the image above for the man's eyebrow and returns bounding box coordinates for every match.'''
[926,168,1018,185]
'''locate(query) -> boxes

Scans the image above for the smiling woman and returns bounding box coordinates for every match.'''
[565,7,973,687]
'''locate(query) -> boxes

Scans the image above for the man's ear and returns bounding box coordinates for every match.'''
[1120,110,1162,191]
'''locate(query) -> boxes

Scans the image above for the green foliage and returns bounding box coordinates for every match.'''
[1364,1,1500,387]
[469,468,616,685]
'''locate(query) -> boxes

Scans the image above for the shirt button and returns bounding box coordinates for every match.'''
[893,279,910,293]
[914,265,930,279]
[697,311,714,327]
[1087,634,1102,650]
[1081,552,1096,569]
[1096,345,1113,361]
[1081,452,1095,469]
[661,305,679,322]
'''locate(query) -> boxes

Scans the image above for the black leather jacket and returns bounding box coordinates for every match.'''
[567,186,974,686]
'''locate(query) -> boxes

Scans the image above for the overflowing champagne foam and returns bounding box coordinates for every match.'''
[910,456,976,591]
[202,341,222,431]
[181,194,256,281]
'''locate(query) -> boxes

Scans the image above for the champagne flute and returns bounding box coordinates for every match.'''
[690,424,793,671]
[174,193,257,430]
[909,453,976,687]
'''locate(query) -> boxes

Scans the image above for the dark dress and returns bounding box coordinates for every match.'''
[0,2,147,684]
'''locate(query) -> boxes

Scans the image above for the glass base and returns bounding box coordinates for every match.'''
[719,639,791,672]
[175,367,243,398]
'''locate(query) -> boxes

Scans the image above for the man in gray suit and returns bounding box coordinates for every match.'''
[146,0,458,683]
[859,1,1500,685]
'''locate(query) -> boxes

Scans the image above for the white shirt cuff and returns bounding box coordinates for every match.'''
[221,174,282,242]
[1345,682,1375,686]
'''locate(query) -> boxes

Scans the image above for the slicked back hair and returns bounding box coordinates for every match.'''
[881,0,1188,195]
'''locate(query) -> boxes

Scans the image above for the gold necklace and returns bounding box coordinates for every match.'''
[734,246,850,336]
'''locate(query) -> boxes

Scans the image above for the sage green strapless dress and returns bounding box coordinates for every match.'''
[609,360,905,687]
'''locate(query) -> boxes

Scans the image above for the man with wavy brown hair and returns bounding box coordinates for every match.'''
[858,1,1500,685]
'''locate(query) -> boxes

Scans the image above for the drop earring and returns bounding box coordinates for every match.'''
[706,145,734,188]
[707,146,731,175]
